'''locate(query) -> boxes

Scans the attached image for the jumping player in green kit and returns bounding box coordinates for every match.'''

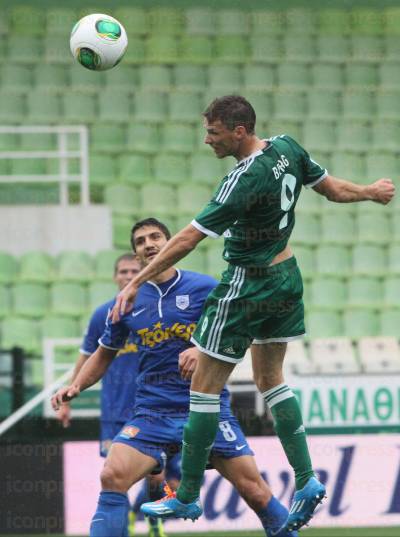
[112,95,395,532]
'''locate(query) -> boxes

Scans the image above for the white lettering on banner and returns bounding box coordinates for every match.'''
[285,374,400,428]
[64,435,400,534]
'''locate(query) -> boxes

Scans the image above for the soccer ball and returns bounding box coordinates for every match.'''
[70,13,128,71]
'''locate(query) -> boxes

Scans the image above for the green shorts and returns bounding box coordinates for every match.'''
[191,256,305,363]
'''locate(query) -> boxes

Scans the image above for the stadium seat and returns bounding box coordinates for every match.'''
[267,120,303,142]
[347,276,382,309]
[46,8,78,36]
[216,9,249,35]
[351,8,383,36]
[250,10,285,36]
[44,35,73,64]
[184,8,216,36]
[177,250,207,273]
[351,36,384,62]
[114,7,149,36]
[295,189,322,214]
[138,65,171,91]
[118,154,152,185]
[306,91,341,120]
[356,214,390,245]
[290,214,320,246]
[88,281,117,310]
[0,92,26,123]
[0,133,20,151]
[249,36,284,64]
[315,245,351,278]
[89,154,117,187]
[342,91,375,120]
[310,338,360,374]
[12,283,49,319]
[311,64,344,90]
[19,252,55,283]
[392,213,400,243]
[41,316,81,338]
[173,64,207,92]
[371,121,400,151]
[214,36,249,63]
[345,64,378,90]
[7,36,43,64]
[242,64,276,92]
[34,64,68,93]
[352,244,387,277]
[98,90,131,123]
[284,340,316,375]
[62,91,97,123]
[0,252,18,283]
[318,9,351,35]
[208,64,243,93]
[180,36,214,64]
[318,36,350,63]
[292,246,314,280]
[126,123,159,154]
[321,213,355,245]
[337,121,371,152]
[133,91,167,123]
[277,63,311,90]
[378,62,400,90]
[306,311,343,338]
[149,7,183,35]
[104,65,136,92]
[358,336,400,373]
[303,120,337,153]
[310,277,346,311]
[27,91,61,123]
[238,91,271,123]
[146,36,179,64]
[205,243,228,279]
[11,6,43,36]
[385,7,400,35]
[140,184,176,217]
[343,309,379,338]
[11,158,46,176]
[90,123,126,154]
[2,317,41,354]
[112,215,136,250]
[69,64,104,94]
[385,37,400,61]
[177,184,211,216]
[330,152,366,183]
[0,285,11,318]
[383,277,400,308]
[284,35,316,63]
[1,65,32,94]
[51,282,88,318]
[273,91,306,121]
[168,91,203,123]
[123,37,146,65]
[104,184,140,216]
[95,250,127,281]
[161,124,195,154]
[153,154,189,185]
[379,310,400,337]
[388,245,400,275]
[57,251,94,283]
[189,154,225,187]
[286,7,316,34]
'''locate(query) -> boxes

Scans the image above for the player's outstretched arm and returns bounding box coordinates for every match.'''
[55,352,89,427]
[313,175,395,204]
[51,346,117,411]
[112,224,206,322]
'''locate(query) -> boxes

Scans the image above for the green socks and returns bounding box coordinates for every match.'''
[263,383,314,490]
[177,391,220,503]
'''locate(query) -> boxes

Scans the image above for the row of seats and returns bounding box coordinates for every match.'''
[3,7,400,37]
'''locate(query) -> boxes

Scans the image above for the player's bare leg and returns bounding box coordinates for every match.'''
[251,342,326,531]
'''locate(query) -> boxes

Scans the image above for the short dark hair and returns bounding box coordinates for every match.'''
[114,253,138,274]
[130,217,171,251]
[203,95,256,134]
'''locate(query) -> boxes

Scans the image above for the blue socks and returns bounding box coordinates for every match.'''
[90,491,129,537]
[257,496,291,536]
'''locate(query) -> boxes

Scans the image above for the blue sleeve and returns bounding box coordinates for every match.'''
[80,304,109,356]
[98,314,131,351]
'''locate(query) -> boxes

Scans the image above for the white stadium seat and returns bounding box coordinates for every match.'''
[358,336,400,373]
[310,337,361,374]
[284,339,316,375]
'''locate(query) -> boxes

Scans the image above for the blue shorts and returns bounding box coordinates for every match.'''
[113,412,254,468]
[100,420,124,458]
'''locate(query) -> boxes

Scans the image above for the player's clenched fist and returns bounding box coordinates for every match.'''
[51,384,80,411]
[368,178,396,204]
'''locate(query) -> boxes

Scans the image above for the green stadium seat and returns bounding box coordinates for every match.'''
[345,64,378,89]
[177,184,211,215]
[168,91,203,123]
[0,285,11,318]
[161,124,195,154]
[57,251,94,283]
[347,276,382,308]
[114,7,149,36]
[0,92,26,123]
[292,246,314,280]
[138,65,172,91]
[0,133,20,151]
[153,154,189,185]
[391,214,400,243]
[184,8,216,36]
[112,215,135,250]
[277,63,311,90]
[310,277,346,311]
[98,90,131,123]
[321,213,355,245]
[214,36,249,63]
[352,244,387,276]
[378,62,400,90]
[118,154,152,185]
[307,91,341,121]
[104,184,140,216]
[250,10,285,35]
[41,315,81,338]
[376,91,400,120]
[311,64,344,90]
[177,250,207,273]
[306,311,343,338]
[11,6,44,36]
[69,65,104,94]
[267,120,303,142]
[146,36,179,64]
[317,36,350,63]
[216,9,249,35]
[379,310,400,337]
[89,154,117,187]
[19,252,55,283]
[273,92,306,121]
[351,9,384,36]
[356,211,391,245]
[46,8,78,36]
[388,245,400,275]
[290,214,320,246]
[295,190,322,214]
[173,64,207,91]
[88,282,117,310]
[385,8,400,35]
[208,65,243,93]
[12,283,49,318]
[105,65,136,92]
[51,282,88,318]
[189,154,225,187]
[386,35,400,60]
[286,8,316,35]
[318,9,350,35]
[180,36,214,64]
[243,65,275,92]
[149,7,183,35]
[11,158,46,176]
[140,184,175,217]
[62,91,97,123]
[1,65,32,94]
[303,120,337,153]
[284,36,316,63]
[371,122,400,151]
[351,36,384,62]
[34,64,68,93]
[205,243,228,279]
[249,36,283,64]
[2,317,41,354]
[330,152,365,183]
[239,91,271,124]
[315,245,351,277]
[133,91,167,123]
[126,123,159,154]
[8,36,42,64]
[383,277,400,308]
[343,309,379,338]
[44,36,73,64]
[27,91,61,123]
[337,121,371,152]
[365,152,399,182]
[342,91,375,120]
[90,122,126,154]
[123,37,146,65]
[95,250,127,281]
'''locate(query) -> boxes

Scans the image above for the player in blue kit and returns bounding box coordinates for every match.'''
[56,253,168,537]
[52,218,298,537]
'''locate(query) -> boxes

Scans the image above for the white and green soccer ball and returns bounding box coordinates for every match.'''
[70,13,128,71]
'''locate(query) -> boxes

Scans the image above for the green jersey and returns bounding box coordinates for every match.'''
[192,135,327,267]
